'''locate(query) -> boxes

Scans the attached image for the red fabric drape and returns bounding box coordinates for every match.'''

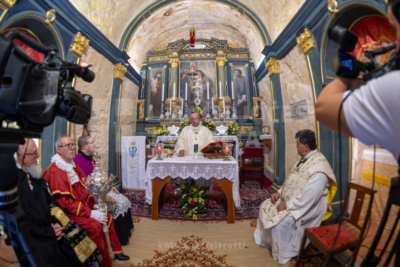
[348,17,396,60]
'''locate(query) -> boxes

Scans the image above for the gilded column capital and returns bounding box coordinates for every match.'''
[2,0,17,8]
[70,32,90,56]
[113,63,127,80]
[169,58,179,68]
[216,57,227,67]
[265,58,280,76]
[296,29,315,53]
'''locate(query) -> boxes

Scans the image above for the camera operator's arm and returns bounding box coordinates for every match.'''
[315,77,363,136]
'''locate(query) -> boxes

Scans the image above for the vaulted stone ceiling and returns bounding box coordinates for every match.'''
[69,0,306,72]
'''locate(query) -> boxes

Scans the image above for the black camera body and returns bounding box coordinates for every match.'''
[329,25,400,81]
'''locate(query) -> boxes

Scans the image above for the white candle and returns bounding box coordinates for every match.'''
[162,84,165,101]
[207,82,209,100]
[219,81,222,99]
[170,100,172,115]
[185,83,188,101]
[173,83,176,100]
[212,100,214,114]
[231,82,234,100]
[197,88,199,97]
[181,100,183,111]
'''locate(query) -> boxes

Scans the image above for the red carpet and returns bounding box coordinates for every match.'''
[123,180,273,221]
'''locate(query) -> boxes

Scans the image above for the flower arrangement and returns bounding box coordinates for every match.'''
[179,118,190,131]
[154,123,169,136]
[191,106,203,118]
[227,121,239,135]
[202,118,215,131]
[176,180,209,220]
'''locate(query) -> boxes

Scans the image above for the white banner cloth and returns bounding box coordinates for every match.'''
[145,156,241,207]
[156,135,239,160]
[259,135,272,140]
[121,136,147,190]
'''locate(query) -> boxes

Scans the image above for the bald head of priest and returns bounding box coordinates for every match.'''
[176,112,215,157]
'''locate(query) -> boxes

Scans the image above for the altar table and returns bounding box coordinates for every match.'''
[145,156,240,223]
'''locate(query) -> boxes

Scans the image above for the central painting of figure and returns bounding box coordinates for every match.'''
[180,61,216,111]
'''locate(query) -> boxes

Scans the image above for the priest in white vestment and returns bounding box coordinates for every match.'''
[254,129,337,264]
[175,112,215,190]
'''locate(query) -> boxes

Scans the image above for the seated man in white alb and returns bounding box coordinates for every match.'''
[175,112,215,190]
[254,129,337,264]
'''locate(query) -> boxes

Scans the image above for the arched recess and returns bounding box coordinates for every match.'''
[118,0,272,52]
[316,2,387,221]
[0,13,66,171]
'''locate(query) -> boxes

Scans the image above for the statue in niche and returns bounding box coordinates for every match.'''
[234,68,247,116]
[149,71,162,118]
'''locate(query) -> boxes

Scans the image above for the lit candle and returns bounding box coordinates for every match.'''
[162,84,165,101]
[207,82,209,100]
[157,146,162,152]
[219,81,222,99]
[231,81,234,100]
[173,83,176,100]
[224,147,230,153]
[185,83,188,101]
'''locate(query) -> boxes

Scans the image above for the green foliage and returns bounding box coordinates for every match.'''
[176,180,209,220]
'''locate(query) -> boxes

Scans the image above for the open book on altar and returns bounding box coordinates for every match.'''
[201,141,233,159]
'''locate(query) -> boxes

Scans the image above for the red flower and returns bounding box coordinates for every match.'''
[181,207,185,212]
[211,125,214,128]
[190,200,196,206]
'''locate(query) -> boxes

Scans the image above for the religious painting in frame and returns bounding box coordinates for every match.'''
[231,65,249,117]
[148,68,164,118]
[179,61,216,111]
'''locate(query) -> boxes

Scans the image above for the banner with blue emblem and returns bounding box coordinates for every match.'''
[121,136,148,190]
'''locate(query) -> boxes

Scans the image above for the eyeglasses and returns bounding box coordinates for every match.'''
[191,118,200,121]
[59,143,75,149]
[87,141,95,145]
[24,151,39,156]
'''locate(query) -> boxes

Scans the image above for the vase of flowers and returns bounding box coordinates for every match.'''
[154,123,169,136]
[227,121,239,135]
[176,180,209,220]
[202,118,215,131]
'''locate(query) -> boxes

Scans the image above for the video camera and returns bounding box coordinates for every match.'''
[328,25,400,81]
[0,30,95,266]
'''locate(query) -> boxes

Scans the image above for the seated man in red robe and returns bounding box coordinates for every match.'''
[44,135,130,267]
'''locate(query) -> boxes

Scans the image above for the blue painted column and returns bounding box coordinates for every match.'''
[108,63,127,190]
[266,58,285,191]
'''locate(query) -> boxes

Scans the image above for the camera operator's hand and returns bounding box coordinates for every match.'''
[315,77,363,136]
[51,223,65,240]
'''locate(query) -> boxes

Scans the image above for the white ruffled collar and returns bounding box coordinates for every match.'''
[51,154,80,185]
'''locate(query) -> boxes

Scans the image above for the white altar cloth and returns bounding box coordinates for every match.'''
[156,135,239,161]
[145,156,241,208]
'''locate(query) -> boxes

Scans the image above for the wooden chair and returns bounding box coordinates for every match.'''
[240,140,264,190]
[295,182,376,267]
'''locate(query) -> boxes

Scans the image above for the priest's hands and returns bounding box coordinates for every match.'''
[106,195,117,205]
[277,202,287,212]
[111,187,120,194]
[90,210,108,224]
[178,150,185,157]
[271,192,280,204]
[51,223,65,240]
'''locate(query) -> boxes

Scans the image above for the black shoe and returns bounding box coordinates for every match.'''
[115,254,130,261]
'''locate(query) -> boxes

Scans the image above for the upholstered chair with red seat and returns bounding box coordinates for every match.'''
[240,140,264,190]
[295,182,376,267]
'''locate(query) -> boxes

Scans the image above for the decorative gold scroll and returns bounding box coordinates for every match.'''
[253,97,261,118]
[327,0,339,14]
[137,100,145,120]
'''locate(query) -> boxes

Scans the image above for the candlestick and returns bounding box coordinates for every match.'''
[170,100,172,116]
[162,84,164,101]
[173,83,176,100]
[231,82,234,100]
[224,147,230,153]
[212,101,214,114]
[157,146,162,152]
[219,81,222,99]
[223,100,225,115]
[181,100,183,111]
[185,83,188,101]
[207,82,209,100]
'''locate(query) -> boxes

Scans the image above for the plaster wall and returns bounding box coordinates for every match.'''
[120,77,139,136]
[279,46,316,177]
[71,46,114,173]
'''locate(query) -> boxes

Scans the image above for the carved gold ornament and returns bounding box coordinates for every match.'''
[137,100,145,120]
[171,52,179,57]
[148,56,169,62]
[216,57,227,67]
[70,32,90,56]
[266,58,280,76]
[155,43,168,51]
[227,54,248,58]
[217,50,224,55]
[327,0,339,14]
[253,97,260,118]
[296,29,315,53]
[2,0,17,7]
[227,41,241,48]
[179,53,214,59]
[113,63,127,80]
[239,126,253,133]
[169,58,179,68]
[145,127,157,133]
[45,9,56,24]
